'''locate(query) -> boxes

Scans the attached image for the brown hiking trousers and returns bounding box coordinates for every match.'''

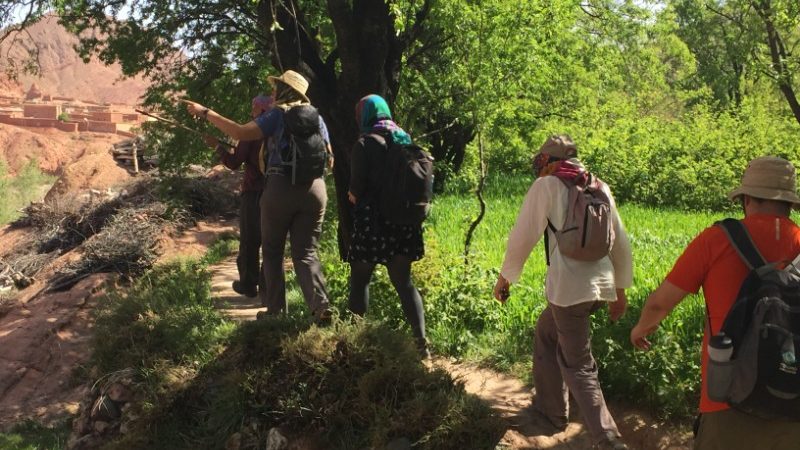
[694,408,800,449]
[259,174,330,316]
[533,301,620,444]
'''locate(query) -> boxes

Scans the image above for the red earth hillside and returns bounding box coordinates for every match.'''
[0,14,148,105]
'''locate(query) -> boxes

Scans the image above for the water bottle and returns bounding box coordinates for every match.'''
[708,333,733,362]
[707,333,734,402]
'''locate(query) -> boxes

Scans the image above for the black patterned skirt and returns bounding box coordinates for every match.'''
[348,203,424,264]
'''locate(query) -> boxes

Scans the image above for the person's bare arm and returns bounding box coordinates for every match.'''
[184,100,263,141]
[630,281,690,350]
[608,288,627,322]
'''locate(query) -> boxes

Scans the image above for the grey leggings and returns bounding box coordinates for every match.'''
[348,256,426,340]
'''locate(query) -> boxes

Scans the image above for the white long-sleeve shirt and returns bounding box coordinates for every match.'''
[500,175,633,306]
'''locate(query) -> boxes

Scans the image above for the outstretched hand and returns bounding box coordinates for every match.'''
[182,99,206,118]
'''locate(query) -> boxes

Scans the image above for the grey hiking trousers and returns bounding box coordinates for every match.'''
[238,190,262,291]
[533,301,620,444]
[259,174,330,316]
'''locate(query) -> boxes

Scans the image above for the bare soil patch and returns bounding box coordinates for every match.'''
[0,218,237,428]
[44,151,130,202]
[0,125,122,176]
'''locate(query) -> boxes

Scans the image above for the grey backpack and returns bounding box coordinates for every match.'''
[706,219,800,420]
[545,175,614,264]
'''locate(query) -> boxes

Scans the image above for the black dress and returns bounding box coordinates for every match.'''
[348,133,424,264]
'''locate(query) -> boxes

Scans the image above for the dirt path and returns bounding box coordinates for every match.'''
[435,359,693,450]
[209,256,263,321]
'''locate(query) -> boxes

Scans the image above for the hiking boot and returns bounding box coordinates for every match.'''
[232,280,258,298]
[256,310,281,320]
[592,434,628,450]
[527,406,568,433]
[416,338,432,360]
[314,308,333,326]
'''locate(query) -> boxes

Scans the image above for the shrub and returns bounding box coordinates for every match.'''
[481,100,800,211]
[112,319,503,450]
[157,175,240,218]
[91,259,234,375]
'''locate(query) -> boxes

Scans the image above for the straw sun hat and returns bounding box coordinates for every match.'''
[728,156,800,206]
[268,70,310,103]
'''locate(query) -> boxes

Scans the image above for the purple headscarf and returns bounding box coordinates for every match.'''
[252,94,273,114]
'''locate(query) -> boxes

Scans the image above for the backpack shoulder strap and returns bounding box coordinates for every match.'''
[716,218,767,270]
[544,219,557,266]
[364,132,388,148]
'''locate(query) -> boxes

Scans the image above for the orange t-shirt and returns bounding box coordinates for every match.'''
[666,214,800,413]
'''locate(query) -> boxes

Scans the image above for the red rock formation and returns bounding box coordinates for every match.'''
[25,83,42,101]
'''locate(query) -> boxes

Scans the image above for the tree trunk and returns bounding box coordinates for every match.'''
[754,0,800,126]
[257,0,427,259]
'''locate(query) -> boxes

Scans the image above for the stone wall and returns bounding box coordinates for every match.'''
[23,103,62,120]
[89,112,123,123]
[0,115,78,132]
[86,120,117,133]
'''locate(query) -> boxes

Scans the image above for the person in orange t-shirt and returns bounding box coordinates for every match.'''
[631,156,800,450]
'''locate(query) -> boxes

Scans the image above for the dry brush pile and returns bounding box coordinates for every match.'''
[1,172,239,293]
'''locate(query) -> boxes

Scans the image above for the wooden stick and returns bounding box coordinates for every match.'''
[135,109,234,148]
[132,140,139,174]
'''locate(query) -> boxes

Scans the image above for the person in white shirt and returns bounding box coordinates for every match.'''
[493,135,633,450]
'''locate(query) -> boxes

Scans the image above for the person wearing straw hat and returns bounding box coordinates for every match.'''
[203,94,273,299]
[631,156,800,449]
[185,70,334,323]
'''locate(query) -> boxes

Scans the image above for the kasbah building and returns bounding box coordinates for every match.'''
[0,83,142,138]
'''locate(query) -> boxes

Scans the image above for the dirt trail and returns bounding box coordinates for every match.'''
[436,360,693,450]
[209,256,263,321]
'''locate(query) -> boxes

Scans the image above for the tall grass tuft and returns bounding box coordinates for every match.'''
[0,159,55,225]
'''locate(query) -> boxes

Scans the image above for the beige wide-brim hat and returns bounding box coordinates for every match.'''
[539,134,577,159]
[268,70,310,103]
[728,156,800,206]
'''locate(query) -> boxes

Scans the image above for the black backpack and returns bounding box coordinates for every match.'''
[369,133,434,226]
[707,219,800,420]
[280,105,328,184]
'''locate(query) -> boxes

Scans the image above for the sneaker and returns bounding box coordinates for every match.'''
[232,281,258,298]
[592,435,628,450]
